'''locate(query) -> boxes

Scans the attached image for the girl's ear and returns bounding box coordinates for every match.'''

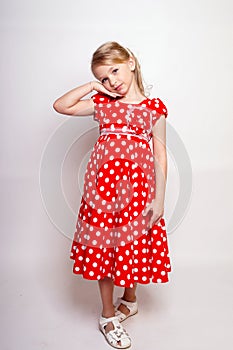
[128,57,136,71]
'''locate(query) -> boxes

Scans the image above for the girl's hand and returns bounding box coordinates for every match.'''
[142,199,164,229]
[90,81,123,98]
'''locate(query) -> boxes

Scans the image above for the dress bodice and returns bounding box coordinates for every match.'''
[91,94,168,142]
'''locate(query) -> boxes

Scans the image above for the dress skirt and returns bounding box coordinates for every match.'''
[70,131,172,288]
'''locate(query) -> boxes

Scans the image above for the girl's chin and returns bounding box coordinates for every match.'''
[116,89,127,96]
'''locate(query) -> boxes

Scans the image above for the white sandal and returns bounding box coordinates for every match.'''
[99,315,131,349]
[114,298,138,322]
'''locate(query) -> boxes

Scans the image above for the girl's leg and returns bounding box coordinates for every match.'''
[98,277,115,332]
[123,283,137,302]
[117,283,137,316]
[98,277,115,317]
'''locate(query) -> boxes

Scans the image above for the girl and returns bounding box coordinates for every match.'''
[53,41,172,349]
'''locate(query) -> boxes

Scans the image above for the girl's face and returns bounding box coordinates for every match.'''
[93,59,136,95]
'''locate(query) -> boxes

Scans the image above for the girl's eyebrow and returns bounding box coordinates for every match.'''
[99,66,115,81]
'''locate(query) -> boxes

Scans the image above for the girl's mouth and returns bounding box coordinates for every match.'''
[116,83,123,91]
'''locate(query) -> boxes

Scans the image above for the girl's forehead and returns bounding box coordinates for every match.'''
[93,62,126,75]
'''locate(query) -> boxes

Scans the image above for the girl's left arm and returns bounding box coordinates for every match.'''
[143,115,167,227]
[152,114,167,206]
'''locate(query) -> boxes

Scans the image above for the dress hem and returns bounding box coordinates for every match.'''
[70,256,172,288]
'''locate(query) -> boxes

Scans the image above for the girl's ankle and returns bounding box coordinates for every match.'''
[101,308,115,318]
[122,296,137,303]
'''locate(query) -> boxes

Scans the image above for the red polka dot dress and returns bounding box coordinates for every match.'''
[70,92,172,288]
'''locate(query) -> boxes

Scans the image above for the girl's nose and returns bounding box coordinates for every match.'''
[109,77,117,87]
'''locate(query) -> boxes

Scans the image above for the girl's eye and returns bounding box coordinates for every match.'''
[101,68,118,83]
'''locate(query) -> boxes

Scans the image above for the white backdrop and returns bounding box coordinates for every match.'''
[1,1,233,349]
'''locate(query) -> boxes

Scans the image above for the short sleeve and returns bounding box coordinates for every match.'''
[152,98,168,117]
[91,92,111,105]
[150,97,168,127]
[91,92,111,122]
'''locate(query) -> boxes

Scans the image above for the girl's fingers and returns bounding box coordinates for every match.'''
[149,215,162,228]
[99,86,123,98]
[107,91,123,98]
[142,205,151,216]
[142,201,154,216]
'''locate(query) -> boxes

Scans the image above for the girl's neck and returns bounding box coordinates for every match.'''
[119,81,146,103]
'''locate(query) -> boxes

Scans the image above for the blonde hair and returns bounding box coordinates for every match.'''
[91,41,145,95]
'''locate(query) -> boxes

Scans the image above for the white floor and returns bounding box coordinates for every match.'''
[1,249,233,349]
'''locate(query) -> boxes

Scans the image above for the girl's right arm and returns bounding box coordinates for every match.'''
[53,81,121,116]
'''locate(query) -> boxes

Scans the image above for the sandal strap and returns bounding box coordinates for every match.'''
[115,309,128,322]
[99,315,119,327]
[116,297,138,310]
